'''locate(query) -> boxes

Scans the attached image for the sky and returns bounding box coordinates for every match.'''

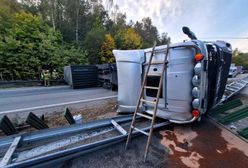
[103,0,248,52]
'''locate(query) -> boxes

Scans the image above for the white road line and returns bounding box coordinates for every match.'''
[0,95,117,115]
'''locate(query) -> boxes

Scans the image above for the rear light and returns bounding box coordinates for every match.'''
[192,109,200,117]
[192,87,200,98]
[192,75,200,86]
[195,54,204,61]
[192,99,200,108]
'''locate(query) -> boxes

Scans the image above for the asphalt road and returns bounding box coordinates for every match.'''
[0,86,117,113]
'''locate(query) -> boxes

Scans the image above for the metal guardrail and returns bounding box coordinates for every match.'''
[0,115,170,167]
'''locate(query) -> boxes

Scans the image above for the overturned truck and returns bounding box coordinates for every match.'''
[113,27,232,124]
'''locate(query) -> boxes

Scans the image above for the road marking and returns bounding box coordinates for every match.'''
[0,95,117,115]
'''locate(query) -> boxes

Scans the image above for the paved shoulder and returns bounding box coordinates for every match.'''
[0,86,117,113]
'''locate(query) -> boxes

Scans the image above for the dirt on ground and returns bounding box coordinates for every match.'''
[47,101,117,128]
[0,100,118,137]
[59,132,168,168]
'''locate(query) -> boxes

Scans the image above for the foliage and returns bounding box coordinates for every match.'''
[0,0,171,80]
[134,17,170,48]
[115,28,142,49]
[232,52,248,69]
[100,34,115,63]
[83,18,106,64]
[0,12,58,80]
[158,32,171,45]
[0,11,87,80]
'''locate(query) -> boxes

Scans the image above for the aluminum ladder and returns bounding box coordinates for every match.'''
[125,42,170,161]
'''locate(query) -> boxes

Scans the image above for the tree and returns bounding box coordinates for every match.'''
[100,34,115,63]
[0,1,171,80]
[233,48,239,57]
[134,17,159,48]
[158,32,171,45]
[83,17,106,64]
[0,10,87,80]
[115,28,142,50]
[232,52,248,69]
[0,12,61,79]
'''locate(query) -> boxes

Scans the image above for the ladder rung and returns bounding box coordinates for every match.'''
[144,61,167,65]
[137,112,153,120]
[144,86,159,90]
[132,126,149,136]
[151,61,168,65]
[141,99,156,104]
[147,73,162,77]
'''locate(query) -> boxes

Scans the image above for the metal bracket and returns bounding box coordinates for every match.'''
[0,136,21,167]
[111,120,127,135]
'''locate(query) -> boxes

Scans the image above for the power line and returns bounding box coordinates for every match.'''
[199,37,248,40]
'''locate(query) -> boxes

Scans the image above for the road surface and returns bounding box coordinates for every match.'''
[0,86,117,114]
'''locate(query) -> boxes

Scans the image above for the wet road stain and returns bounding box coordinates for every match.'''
[160,118,248,168]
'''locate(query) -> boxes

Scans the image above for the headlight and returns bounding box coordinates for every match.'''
[192,99,200,108]
[194,63,202,75]
[192,75,200,86]
[192,87,200,98]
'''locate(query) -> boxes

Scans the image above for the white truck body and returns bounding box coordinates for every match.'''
[113,40,232,123]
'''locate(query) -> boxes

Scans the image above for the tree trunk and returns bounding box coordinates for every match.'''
[75,0,80,43]
[51,0,56,32]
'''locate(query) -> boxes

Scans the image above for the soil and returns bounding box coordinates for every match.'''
[60,132,168,168]
[47,101,117,128]
[0,101,118,137]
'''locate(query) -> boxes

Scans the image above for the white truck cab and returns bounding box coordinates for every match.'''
[113,28,232,124]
